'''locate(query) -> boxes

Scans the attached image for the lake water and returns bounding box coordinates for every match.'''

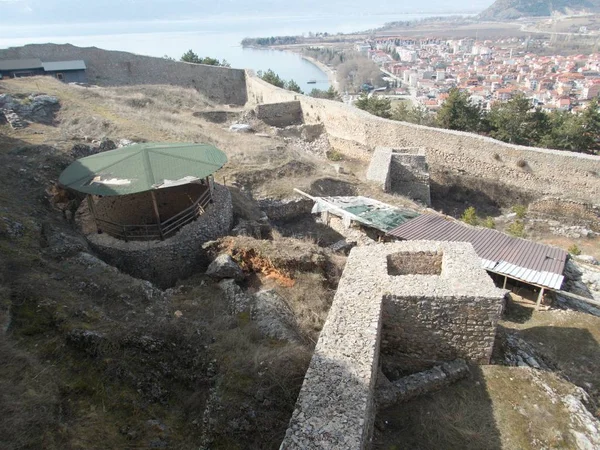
[0,10,476,93]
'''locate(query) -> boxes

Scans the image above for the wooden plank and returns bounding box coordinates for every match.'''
[150,191,164,240]
[535,287,545,311]
[549,288,600,308]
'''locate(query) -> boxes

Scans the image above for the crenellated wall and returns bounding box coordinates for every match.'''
[246,73,600,207]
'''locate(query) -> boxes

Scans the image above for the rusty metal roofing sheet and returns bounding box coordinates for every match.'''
[387,214,567,290]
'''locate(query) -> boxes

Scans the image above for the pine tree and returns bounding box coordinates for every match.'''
[180,49,201,64]
[436,88,481,132]
[285,80,303,94]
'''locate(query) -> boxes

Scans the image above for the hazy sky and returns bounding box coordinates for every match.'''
[0,0,494,25]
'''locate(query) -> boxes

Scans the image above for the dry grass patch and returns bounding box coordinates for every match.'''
[0,337,61,450]
[501,310,600,417]
[374,365,594,450]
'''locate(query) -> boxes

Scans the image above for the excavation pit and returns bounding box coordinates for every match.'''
[387,251,443,276]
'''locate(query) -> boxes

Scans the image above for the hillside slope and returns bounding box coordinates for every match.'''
[479,0,600,20]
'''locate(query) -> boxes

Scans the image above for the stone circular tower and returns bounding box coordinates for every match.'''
[60,142,233,287]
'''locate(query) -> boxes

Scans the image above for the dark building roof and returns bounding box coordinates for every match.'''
[0,58,43,71]
[387,214,567,290]
[42,60,87,71]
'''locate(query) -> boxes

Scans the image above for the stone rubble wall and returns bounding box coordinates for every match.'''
[366,147,431,205]
[246,73,600,206]
[0,44,247,105]
[281,247,384,450]
[389,153,431,206]
[255,101,303,127]
[528,198,600,231]
[366,147,393,191]
[78,184,233,288]
[258,197,313,222]
[281,241,505,449]
[377,360,470,407]
[381,294,504,372]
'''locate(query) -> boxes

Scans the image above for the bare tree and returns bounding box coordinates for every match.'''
[337,56,383,92]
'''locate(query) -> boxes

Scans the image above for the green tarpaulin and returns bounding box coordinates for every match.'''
[312,196,420,232]
[59,142,227,196]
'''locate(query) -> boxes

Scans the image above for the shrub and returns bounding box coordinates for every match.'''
[493,153,501,161]
[516,159,527,168]
[512,204,527,219]
[461,206,478,226]
[326,149,344,161]
[507,220,525,238]
[568,244,582,256]
[483,217,496,229]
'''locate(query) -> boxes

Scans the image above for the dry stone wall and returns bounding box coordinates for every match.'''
[367,147,431,205]
[529,198,600,231]
[282,241,505,449]
[0,44,247,105]
[246,74,600,206]
[77,184,233,288]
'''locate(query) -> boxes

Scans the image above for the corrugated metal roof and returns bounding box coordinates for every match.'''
[42,60,87,72]
[388,214,567,290]
[0,58,43,71]
[59,142,227,196]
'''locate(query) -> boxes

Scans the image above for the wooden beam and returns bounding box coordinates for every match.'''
[150,191,165,240]
[548,288,600,308]
[535,287,545,311]
[502,276,508,290]
[87,195,101,233]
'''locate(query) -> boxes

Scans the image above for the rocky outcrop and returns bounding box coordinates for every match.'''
[40,222,89,259]
[559,259,600,316]
[216,281,298,342]
[206,254,245,281]
[231,218,272,239]
[497,330,556,370]
[0,93,60,128]
[253,290,298,342]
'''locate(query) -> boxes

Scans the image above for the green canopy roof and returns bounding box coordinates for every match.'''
[59,142,228,196]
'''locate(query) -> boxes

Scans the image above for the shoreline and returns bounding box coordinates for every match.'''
[299,54,339,91]
[241,44,338,90]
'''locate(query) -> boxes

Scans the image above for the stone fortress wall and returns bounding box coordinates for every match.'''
[4,45,598,207]
[0,44,247,105]
[245,73,600,207]
[281,241,505,449]
[76,184,233,289]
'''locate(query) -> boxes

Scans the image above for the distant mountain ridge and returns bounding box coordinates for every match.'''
[479,0,600,20]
